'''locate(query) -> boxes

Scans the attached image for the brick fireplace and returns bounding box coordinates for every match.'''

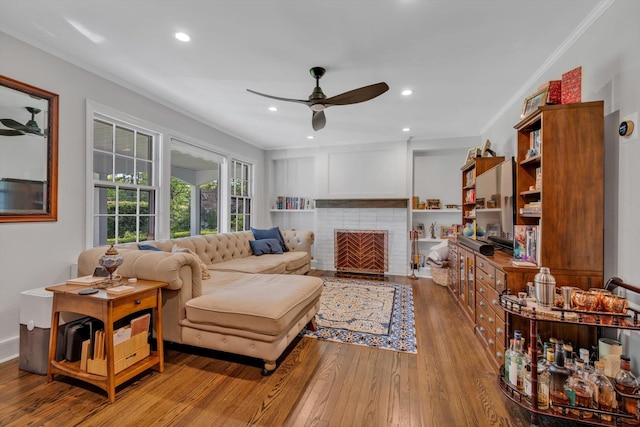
[314,198,409,276]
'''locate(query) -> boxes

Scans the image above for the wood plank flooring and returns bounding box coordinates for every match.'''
[0,271,574,426]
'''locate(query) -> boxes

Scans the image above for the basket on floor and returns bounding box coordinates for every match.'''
[430,265,450,287]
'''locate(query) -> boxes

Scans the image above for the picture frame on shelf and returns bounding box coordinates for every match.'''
[521,87,549,118]
[441,226,455,238]
[454,224,463,235]
[464,148,476,164]
[414,223,425,238]
[426,199,441,209]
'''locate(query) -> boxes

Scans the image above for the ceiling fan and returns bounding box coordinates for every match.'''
[247,67,389,131]
[0,106,44,136]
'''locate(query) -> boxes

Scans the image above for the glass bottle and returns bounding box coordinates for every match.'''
[505,338,514,386]
[592,360,616,422]
[567,358,594,419]
[537,348,553,411]
[615,355,639,424]
[549,341,571,414]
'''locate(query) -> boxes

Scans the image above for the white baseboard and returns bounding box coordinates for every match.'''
[0,335,19,364]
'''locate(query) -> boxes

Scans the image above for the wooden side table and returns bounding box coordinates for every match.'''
[46,279,167,402]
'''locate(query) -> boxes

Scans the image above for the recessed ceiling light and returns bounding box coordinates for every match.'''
[401,89,413,96]
[268,106,278,112]
[175,32,191,42]
[402,127,411,132]
[307,135,314,140]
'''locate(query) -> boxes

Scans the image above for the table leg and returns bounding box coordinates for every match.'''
[47,295,60,383]
[156,289,164,372]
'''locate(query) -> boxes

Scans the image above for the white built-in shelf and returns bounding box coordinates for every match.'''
[418,238,445,243]
[412,208,461,213]
[270,209,315,213]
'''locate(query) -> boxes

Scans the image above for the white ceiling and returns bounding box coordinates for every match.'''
[0,0,604,151]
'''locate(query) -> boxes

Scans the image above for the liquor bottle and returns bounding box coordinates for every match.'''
[505,338,514,386]
[615,355,639,424]
[549,341,571,414]
[592,360,616,422]
[537,343,554,411]
[523,348,533,399]
[566,358,594,419]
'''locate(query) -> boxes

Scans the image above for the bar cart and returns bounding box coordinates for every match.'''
[498,277,640,426]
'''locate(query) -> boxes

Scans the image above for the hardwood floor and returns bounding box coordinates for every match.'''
[0,271,574,426]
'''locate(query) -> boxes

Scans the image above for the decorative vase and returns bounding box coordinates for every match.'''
[99,245,123,286]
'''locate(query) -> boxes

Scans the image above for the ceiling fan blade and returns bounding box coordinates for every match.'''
[312,110,326,131]
[323,82,389,106]
[0,129,25,136]
[0,118,30,131]
[246,89,311,106]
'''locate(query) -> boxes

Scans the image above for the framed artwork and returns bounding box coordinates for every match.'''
[414,223,425,238]
[465,148,476,164]
[426,199,441,209]
[441,226,455,238]
[521,87,548,118]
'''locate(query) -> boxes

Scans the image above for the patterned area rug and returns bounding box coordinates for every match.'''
[303,278,417,353]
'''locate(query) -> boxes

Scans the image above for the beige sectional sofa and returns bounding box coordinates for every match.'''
[77,229,322,374]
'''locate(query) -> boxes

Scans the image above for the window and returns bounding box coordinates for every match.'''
[230,159,252,231]
[92,117,158,246]
[170,138,223,238]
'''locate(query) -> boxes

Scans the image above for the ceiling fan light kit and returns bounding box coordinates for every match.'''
[247,66,388,131]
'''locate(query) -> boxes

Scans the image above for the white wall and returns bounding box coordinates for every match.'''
[482,0,640,368]
[0,33,265,362]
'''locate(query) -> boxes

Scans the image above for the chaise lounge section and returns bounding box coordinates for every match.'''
[77,229,323,374]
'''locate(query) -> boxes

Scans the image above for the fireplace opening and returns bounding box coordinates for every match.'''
[334,229,388,275]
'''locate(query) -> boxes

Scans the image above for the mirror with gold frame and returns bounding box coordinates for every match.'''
[0,75,58,222]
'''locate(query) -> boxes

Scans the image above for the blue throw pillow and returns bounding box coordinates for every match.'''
[249,238,284,256]
[250,226,289,252]
[138,243,163,251]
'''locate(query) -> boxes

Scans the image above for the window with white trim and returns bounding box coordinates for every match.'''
[92,117,159,245]
[229,159,252,231]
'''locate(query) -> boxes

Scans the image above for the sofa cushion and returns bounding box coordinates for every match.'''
[208,256,286,274]
[249,238,283,256]
[172,244,211,280]
[185,274,323,336]
[251,226,289,252]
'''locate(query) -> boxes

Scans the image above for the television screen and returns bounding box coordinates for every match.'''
[474,158,515,246]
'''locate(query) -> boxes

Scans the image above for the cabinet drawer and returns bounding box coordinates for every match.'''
[495,269,506,293]
[112,290,157,320]
[485,286,506,322]
[476,257,495,283]
[495,341,506,365]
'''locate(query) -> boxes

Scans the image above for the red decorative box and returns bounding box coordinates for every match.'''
[547,80,561,104]
[561,66,582,104]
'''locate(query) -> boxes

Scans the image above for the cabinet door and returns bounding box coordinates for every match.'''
[458,249,467,306]
[465,251,475,318]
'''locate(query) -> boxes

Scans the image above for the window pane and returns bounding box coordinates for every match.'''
[115,155,134,183]
[140,189,155,215]
[93,215,113,246]
[136,132,152,160]
[93,151,113,181]
[93,186,113,215]
[237,198,244,213]
[115,126,134,156]
[118,188,137,215]
[93,120,113,152]
[139,215,155,241]
[136,159,152,185]
[170,177,191,238]
[117,216,137,242]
